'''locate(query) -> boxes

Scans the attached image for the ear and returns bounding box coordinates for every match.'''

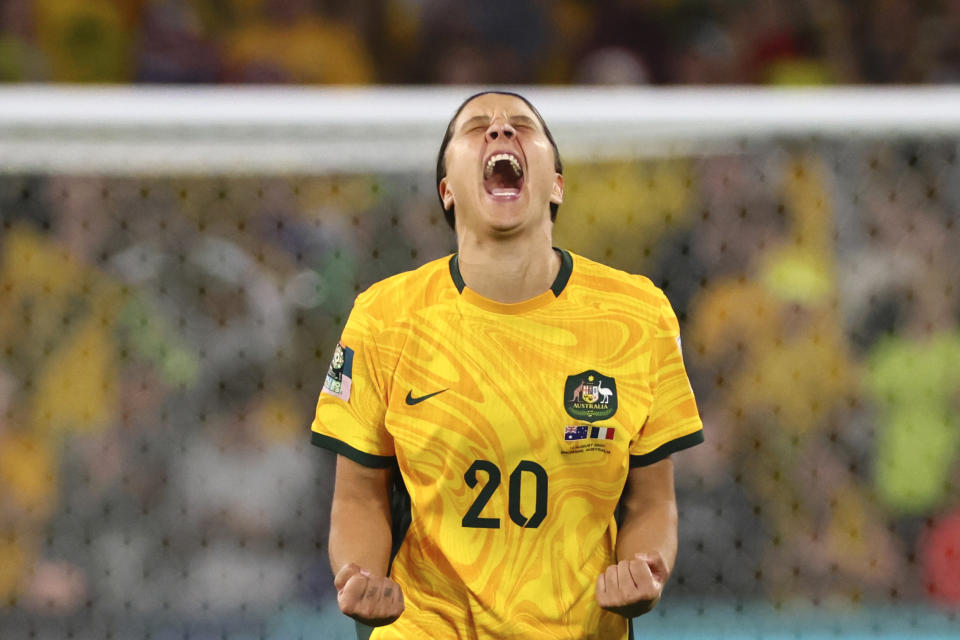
[550,173,564,206]
[438,177,455,211]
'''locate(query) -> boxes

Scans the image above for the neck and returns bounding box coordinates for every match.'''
[456,226,560,303]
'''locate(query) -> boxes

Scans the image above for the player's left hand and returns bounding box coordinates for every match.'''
[595,552,668,618]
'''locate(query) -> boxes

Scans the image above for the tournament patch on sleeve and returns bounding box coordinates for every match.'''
[321,342,354,402]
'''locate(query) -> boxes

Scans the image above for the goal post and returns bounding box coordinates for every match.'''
[1,85,959,173]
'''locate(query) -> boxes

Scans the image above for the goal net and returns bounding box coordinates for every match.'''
[1,86,958,639]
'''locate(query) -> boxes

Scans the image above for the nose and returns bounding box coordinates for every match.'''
[485,120,515,142]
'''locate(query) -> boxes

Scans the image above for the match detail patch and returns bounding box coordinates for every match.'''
[321,342,354,402]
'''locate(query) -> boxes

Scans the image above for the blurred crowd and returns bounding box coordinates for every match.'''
[1,134,959,639]
[1,0,960,85]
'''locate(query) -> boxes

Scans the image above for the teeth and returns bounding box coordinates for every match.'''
[484,153,522,179]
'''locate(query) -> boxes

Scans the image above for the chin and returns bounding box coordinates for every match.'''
[481,195,528,227]
[482,216,524,236]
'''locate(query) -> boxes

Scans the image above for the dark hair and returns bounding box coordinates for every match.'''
[435,91,563,230]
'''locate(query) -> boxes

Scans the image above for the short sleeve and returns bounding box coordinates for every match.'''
[629,290,704,467]
[310,299,394,468]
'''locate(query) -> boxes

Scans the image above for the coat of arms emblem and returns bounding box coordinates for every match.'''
[563,370,617,422]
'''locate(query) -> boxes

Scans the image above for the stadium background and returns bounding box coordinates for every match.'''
[1,1,959,638]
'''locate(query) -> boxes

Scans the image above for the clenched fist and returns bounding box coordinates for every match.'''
[334,563,405,627]
[595,552,668,618]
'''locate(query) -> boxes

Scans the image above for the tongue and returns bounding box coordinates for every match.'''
[484,160,522,195]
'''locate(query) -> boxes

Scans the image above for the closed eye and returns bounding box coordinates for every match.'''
[511,116,538,131]
[460,116,491,134]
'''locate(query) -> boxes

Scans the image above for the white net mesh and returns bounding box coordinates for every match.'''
[1,87,958,639]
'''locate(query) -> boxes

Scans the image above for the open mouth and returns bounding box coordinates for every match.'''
[483,152,524,199]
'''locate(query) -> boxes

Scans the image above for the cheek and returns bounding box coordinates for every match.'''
[526,138,556,171]
[445,143,480,186]
[527,150,558,192]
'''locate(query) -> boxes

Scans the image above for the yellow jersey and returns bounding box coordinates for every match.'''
[312,249,703,639]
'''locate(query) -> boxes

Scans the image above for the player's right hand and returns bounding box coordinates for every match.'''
[334,563,405,627]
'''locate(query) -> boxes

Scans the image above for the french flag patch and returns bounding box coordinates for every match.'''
[590,426,615,440]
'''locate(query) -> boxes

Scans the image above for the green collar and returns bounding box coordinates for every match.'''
[448,248,573,297]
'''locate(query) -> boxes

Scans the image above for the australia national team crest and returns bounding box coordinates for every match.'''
[564,370,617,422]
[321,342,354,402]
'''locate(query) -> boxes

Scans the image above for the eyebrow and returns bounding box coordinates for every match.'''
[458,114,540,132]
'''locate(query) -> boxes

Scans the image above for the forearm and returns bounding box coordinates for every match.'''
[329,494,393,577]
[326,456,406,626]
[616,458,679,574]
[328,456,394,578]
[615,495,678,575]
[596,461,679,618]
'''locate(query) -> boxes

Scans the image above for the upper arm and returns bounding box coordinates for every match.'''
[333,454,393,512]
[621,457,677,519]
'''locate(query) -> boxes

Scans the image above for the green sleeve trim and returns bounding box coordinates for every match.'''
[629,430,704,467]
[311,432,395,468]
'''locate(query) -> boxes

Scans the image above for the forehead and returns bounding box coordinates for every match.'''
[453,93,541,128]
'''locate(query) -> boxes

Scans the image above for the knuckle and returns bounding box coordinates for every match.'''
[339,598,358,615]
[345,583,363,602]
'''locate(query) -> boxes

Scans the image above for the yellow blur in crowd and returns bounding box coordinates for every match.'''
[1,0,376,83]
[223,11,373,83]
[0,223,124,603]
[34,0,133,82]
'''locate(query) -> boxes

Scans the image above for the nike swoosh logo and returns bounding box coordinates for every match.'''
[405,389,448,405]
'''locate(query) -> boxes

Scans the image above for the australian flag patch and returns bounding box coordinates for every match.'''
[564,425,589,441]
